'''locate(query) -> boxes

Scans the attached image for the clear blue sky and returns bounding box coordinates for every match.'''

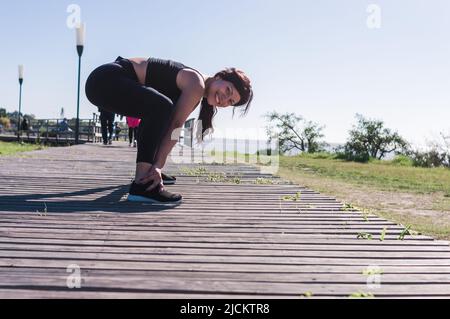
[0,0,449,145]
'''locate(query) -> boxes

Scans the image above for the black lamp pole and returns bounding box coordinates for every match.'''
[75,45,83,144]
[17,65,24,142]
[75,24,85,144]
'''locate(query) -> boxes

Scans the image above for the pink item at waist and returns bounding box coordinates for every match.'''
[127,117,141,128]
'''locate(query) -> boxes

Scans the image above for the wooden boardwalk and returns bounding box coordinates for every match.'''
[0,143,450,298]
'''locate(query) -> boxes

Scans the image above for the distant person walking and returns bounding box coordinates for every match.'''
[126,116,141,147]
[21,118,30,138]
[99,109,115,145]
[114,122,122,141]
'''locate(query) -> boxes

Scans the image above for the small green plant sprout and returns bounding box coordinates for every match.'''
[349,291,374,298]
[361,209,371,222]
[380,228,387,241]
[231,176,241,184]
[206,172,228,182]
[181,166,208,176]
[301,291,313,298]
[254,177,275,185]
[357,232,373,240]
[281,191,302,201]
[398,225,412,240]
[362,267,383,276]
[342,203,356,211]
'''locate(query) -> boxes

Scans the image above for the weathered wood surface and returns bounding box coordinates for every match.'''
[0,143,449,298]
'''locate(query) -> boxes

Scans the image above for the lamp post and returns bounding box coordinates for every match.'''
[75,23,85,144]
[17,65,24,142]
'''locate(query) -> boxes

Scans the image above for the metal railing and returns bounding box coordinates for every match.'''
[0,115,196,147]
[0,113,102,145]
[179,118,195,148]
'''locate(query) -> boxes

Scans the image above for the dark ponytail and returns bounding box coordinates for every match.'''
[196,97,217,142]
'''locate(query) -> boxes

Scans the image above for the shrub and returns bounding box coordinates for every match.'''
[390,155,414,167]
[0,117,10,129]
[297,152,335,160]
[410,150,449,168]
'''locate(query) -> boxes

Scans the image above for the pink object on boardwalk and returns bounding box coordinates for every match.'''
[126,117,141,128]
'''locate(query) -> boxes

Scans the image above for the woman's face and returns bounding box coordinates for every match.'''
[205,77,241,108]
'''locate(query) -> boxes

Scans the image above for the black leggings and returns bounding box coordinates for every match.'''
[129,127,138,144]
[85,57,174,164]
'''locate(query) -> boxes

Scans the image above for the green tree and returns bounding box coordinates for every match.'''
[0,108,7,118]
[343,114,409,162]
[0,117,10,129]
[264,111,326,154]
[409,132,450,168]
[7,111,20,126]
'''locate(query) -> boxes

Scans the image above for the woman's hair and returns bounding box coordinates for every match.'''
[196,68,253,142]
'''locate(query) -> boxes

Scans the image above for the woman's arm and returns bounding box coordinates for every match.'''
[154,82,204,168]
[140,70,204,190]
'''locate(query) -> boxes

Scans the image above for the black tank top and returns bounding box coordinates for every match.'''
[145,57,200,104]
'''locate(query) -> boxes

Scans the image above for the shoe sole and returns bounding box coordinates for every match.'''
[163,180,176,185]
[127,194,182,206]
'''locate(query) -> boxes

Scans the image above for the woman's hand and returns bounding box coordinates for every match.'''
[138,165,163,192]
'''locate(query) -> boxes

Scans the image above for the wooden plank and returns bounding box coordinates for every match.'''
[1,251,450,266]
[0,230,441,245]
[1,243,449,259]
[1,237,449,252]
[3,259,450,274]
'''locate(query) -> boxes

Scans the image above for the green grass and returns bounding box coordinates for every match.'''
[0,141,44,156]
[280,154,450,195]
[212,150,450,194]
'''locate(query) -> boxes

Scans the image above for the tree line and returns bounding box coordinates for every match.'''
[0,108,36,127]
[265,111,450,168]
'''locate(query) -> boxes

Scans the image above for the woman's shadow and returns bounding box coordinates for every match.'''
[0,184,176,214]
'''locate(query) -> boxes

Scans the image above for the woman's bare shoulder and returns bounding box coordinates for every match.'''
[177,69,206,91]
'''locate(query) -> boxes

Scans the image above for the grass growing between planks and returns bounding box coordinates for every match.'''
[279,154,450,240]
[0,141,45,156]
[212,151,450,240]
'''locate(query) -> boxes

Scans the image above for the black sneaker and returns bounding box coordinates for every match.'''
[162,172,176,185]
[127,181,182,205]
